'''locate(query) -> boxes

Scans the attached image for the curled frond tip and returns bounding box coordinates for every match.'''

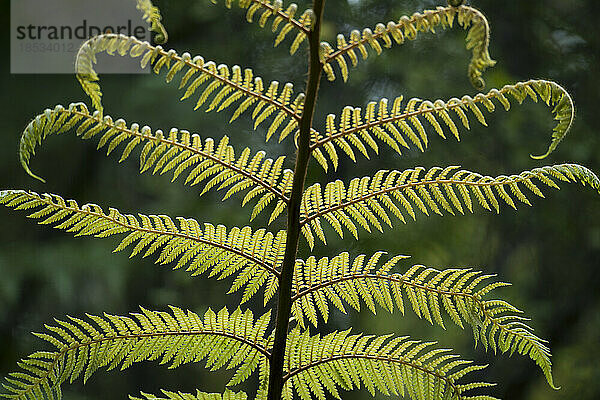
[320,5,496,88]
[530,83,575,159]
[136,0,169,44]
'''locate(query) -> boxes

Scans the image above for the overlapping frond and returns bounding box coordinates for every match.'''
[291,251,556,387]
[0,190,285,304]
[471,294,556,389]
[19,103,292,220]
[300,164,600,247]
[131,389,248,400]
[1,307,271,400]
[320,5,495,88]
[282,328,496,400]
[310,80,574,170]
[292,252,473,328]
[210,0,313,55]
[75,34,305,145]
[136,0,168,43]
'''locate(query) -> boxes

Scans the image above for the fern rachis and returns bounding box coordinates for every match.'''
[2,0,598,399]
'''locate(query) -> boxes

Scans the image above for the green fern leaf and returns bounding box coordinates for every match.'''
[1,307,270,400]
[75,34,305,144]
[300,164,599,245]
[130,389,248,400]
[210,0,313,55]
[2,1,595,398]
[291,251,557,387]
[0,190,285,304]
[136,0,168,44]
[283,327,497,400]
[311,80,573,170]
[18,103,293,220]
[320,4,495,88]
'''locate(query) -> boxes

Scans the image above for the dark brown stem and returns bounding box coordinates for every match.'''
[266,0,326,399]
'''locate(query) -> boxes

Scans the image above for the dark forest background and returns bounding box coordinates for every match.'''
[1,1,599,399]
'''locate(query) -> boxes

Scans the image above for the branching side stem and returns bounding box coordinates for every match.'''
[267,0,326,399]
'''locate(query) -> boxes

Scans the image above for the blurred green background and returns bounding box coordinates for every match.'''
[1,0,599,399]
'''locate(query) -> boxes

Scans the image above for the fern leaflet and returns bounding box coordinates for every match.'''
[299,164,599,247]
[311,80,573,170]
[0,190,285,304]
[131,389,248,400]
[291,251,556,387]
[19,103,292,220]
[1,307,271,400]
[136,0,168,43]
[320,5,495,88]
[75,34,305,145]
[282,328,496,400]
[210,0,313,55]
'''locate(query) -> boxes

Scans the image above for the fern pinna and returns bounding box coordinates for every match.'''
[2,0,599,399]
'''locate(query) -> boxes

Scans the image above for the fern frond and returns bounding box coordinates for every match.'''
[291,251,557,387]
[18,103,292,219]
[0,190,285,304]
[472,298,557,389]
[311,80,573,169]
[131,389,248,400]
[282,328,496,400]
[300,164,599,246]
[320,5,495,88]
[136,0,168,44]
[210,0,313,55]
[75,34,305,145]
[292,252,463,327]
[1,307,270,400]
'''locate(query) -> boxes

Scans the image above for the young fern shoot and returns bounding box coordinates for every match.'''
[2,0,599,400]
